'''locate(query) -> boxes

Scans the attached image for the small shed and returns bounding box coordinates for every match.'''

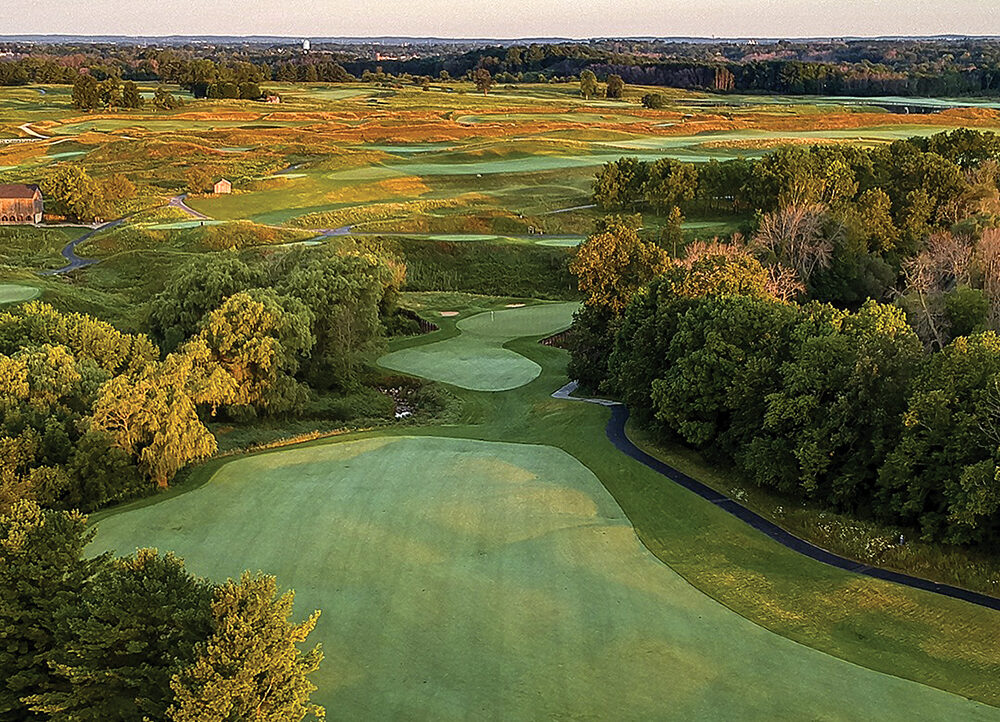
[213,178,232,195]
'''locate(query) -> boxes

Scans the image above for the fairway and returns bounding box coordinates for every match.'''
[0,283,40,304]
[378,302,578,390]
[89,435,996,720]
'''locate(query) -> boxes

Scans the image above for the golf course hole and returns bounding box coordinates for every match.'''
[87,435,991,720]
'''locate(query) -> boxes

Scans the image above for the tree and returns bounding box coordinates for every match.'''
[0,501,105,721]
[184,165,221,195]
[744,301,922,507]
[168,573,324,722]
[90,364,216,488]
[24,550,213,721]
[152,86,181,110]
[641,93,665,109]
[0,301,157,375]
[473,67,493,96]
[99,173,137,206]
[659,206,684,256]
[647,295,800,454]
[853,188,899,253]
[569,220,670,313]
[579,70,598,99]
[752,204,837,284]
[592,157,650,211]
[71,74,100,111]
[182,289,315,415]
[121,80,143,109]
[880,332,1000,544]
[39,166,108,222]
[643,158,698,213]
[605,74,625,99]
[279,251,395,390]
[97,77,122,110]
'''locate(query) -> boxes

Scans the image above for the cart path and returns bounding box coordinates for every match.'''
[167,193,210,219]
[552,380,1000,612]
[40,218,128,275]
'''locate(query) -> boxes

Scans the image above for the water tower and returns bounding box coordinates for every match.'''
[302,39,311,53]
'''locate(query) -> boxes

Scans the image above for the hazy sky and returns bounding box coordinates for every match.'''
[2,0,999,39]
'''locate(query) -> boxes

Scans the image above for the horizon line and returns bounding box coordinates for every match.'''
[2,32,1000,43]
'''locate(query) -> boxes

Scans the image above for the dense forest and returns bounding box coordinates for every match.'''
[4,37,1000,96]
[569,129,1000,551]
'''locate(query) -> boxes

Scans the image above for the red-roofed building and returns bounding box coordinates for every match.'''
[0,184,43,225]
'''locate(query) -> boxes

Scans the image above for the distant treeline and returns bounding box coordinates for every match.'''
[4,38,1000,96]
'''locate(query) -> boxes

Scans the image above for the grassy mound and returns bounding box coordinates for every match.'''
[378,302,577,390]
[88,435,995,720]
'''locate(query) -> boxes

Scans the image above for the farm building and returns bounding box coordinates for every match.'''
[213,178,232,195]
[0,184,43,225]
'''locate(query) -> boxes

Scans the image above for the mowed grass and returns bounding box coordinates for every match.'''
[88,435,998,720]
[0,282,40,304]
[378,302,577,390]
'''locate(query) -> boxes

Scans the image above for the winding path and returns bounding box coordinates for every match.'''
[167,193,209,219]
[40,218,126,275]
[552,381,1000,612]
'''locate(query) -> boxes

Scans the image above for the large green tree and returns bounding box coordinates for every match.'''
[183,289,315,415]
[70,74,100,111]
[568,220,670,313]
[0,502,104,721]
[25,550,213,721]
[168,573,324,722]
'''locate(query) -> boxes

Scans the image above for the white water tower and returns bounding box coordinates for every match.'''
[302,39,311,53]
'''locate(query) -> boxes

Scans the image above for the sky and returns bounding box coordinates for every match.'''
[1,0,999,39]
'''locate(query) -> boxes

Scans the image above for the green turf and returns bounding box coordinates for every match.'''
[87,295,1000,712]
[0,283,40,304]
[377,302,578,390]
[89,435,997,720]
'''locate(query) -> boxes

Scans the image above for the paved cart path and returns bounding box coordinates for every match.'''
[552,380,1000,612]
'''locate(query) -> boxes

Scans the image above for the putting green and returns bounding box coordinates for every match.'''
[88,436,995,719]
[378,302,578,391]
[0,283,40,304]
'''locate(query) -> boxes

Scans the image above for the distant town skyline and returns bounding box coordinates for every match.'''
[1,0,998,39]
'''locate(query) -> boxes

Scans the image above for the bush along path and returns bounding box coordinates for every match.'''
[552,380,1000,612]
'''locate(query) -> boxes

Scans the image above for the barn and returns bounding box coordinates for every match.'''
[0,184,43,225]
[213,178,232,195]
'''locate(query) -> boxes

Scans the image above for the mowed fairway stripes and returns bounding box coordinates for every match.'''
[378,303,578,391]
[89,436,998,720]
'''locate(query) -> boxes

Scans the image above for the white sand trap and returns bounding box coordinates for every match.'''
[439,311,459,317]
